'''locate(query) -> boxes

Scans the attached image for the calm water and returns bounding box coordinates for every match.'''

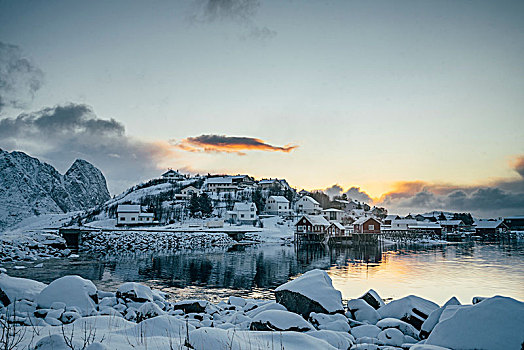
[6,242,524,305]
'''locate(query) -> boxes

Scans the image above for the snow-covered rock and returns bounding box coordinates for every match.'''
[377,295,439,329]
[136,301,165,322]
[173,299,209,314]
[376,317,419,339]
[351,324,381,339]
[275,269,344,318]
[347,298,380,324]
[116,282,153,303]
[377,328,404,347]
[37,275,98,316]
[116,315,195,338]
[359,289,385,310]
[425,296,524,350]
[250,310,314,332]
[306,330,355,349]
[420,296,461,338]
[0,273,47,306]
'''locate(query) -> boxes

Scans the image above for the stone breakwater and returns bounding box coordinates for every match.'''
[0,269,523,350]
[0,230,235,263]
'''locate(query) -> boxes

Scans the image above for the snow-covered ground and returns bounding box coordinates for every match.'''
[1,268,522,350]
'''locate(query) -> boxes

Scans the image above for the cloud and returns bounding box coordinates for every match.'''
[0,41,44,112]
[375,159,524,217]
[191,0,276,40]
[0,103,178,194]
[174,134,298,155]
[324,184,343,199]
[344,187,373,204]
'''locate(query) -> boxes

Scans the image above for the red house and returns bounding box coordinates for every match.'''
[353,217,381,234]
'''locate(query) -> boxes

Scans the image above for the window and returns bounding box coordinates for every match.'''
[121,217,125,221]
[131,217,136,221]
[241,214,244,218]
[250,214,254,218]
[368,224,374,230]
[279,206,281,209]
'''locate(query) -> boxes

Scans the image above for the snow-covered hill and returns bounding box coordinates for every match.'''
[0,149,110,230]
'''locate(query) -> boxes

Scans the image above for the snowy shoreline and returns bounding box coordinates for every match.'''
[1,269,523,350]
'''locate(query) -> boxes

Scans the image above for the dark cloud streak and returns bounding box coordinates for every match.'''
[0,41,43,112]
[175,134,298,154]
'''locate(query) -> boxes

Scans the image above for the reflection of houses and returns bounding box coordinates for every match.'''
[117,204,155,225]
[353,217,381,234]
[295,196,321,214]
[265,195,290,215]
[322,208,344,222]
[475,220,508,237]
[295,215,330,242]
[227,202,257,224]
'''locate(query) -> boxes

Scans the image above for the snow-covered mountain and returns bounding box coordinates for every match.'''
[0,149,110,229]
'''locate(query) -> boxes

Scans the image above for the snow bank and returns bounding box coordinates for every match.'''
[188,328,338,350]
[250,309,314,331]
[426,296,524,350]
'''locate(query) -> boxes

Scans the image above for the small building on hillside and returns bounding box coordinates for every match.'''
[353,217,381,234]
[162,169,185,181]
[227,202,257,224]
[388,219,419,231]
[265,195,290,216]
[295,195,321,215]
[475,220,509,237]
[116,204,155,225]
[205,177,238,194]
[322,208,344,222]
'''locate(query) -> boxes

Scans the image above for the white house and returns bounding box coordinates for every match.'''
[295,195,321,215]
[227,202,257,224]
[205,176,238,194]
[162,169,185,181]
[322,208,345,222]
[117,204,155,225]
[265,195,290,215]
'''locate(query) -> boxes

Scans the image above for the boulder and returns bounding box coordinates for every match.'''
[306,330,355,349]
[351,324,381,339]
[116,282,153,303]
[250,310,314,332]
[37,275,97,316]
[347,298,380,324]
[172,299,208,314]
[377,328,404,347]
[136,301,166,322]
[275,269,344,318]
[0,274,46,306]
[359,289,385,310]
[246,301,287,318]
[377,295,439,329]
[376,317,419,339]
[425,296,524,350]
[420,296,460,339]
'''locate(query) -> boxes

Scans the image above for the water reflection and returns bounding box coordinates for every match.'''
[6,241,524,304]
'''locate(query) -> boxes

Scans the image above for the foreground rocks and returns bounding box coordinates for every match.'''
[0,268,523,350]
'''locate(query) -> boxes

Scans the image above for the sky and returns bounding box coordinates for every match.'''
[0,0,523,217]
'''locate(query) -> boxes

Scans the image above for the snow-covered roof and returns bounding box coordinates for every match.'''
[301,196,319,205]
[269,195,289,203]
[438,220,464,226]
[334,199,349,204]
[353,217,380,225]
[117,204,140,213]
[259,179,277,185]
[162,169,182,177]
[300,215,330,227]
[139,212,154,217]
[408,223,441,229]
[233,202,256,211]
[206,177,232,184]
[322,208,344,213]
[385,214,400,220]
[475,220,505,229]
[329,221,345,230]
